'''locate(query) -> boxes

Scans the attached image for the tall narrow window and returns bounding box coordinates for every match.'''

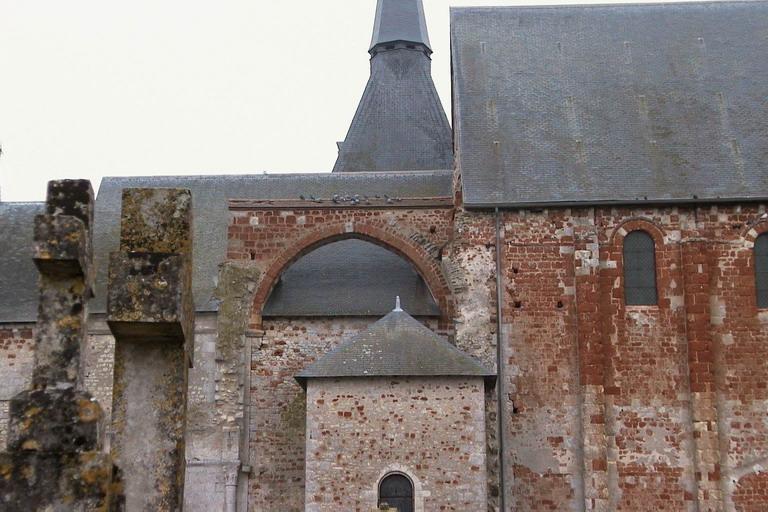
[379,473,414,512]
[756,233,768,308]
[623,230,658,305]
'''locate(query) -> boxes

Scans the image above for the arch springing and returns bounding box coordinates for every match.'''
[623,230,658,305]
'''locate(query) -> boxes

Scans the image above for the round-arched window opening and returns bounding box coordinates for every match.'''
[623,230,658,305]
[378,473,414,512]
[756,232,768,308]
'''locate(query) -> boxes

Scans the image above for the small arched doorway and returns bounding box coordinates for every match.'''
[378,473,414,512]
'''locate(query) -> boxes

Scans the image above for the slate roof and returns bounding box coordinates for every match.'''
[334,0,452,173]
[295,305,495,387]
[0,202,44,322]
[332,49,453,173]
[263,239,440,317]
[370,0,431,53]
[91,172,452,314]
[451,1,768,208]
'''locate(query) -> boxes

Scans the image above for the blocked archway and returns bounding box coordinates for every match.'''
[251,221,455,332]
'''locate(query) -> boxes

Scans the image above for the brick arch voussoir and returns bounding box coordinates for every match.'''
[743,218,768,245]
[608,217,667,248]
[252,221,455,330]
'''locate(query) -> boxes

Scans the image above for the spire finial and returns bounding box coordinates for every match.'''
[394,296,402,312]
[369,0,432,55]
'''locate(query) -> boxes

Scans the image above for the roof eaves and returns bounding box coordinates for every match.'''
[294,373,496,390]
[463,195,768,210]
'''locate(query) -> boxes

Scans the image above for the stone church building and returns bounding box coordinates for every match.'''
[2,0,768,510]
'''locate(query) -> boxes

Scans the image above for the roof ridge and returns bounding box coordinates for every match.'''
[100,170,453,182]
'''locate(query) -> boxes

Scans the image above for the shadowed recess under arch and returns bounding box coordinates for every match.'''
[263,239,440,317]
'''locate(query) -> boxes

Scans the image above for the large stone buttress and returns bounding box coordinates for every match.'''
[0,180,122,511]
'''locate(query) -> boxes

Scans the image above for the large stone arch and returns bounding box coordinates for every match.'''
[251,221,455,332]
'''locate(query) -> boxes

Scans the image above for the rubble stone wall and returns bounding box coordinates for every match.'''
[304,376,488,512]
[0,325,34,450]
[249,316,439,512]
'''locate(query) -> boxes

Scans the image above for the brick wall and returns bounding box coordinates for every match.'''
[231,198,768,510]
[3,197,766,510]
[227,204,455,330]
[449,204,768,511]
[304,376,487,512]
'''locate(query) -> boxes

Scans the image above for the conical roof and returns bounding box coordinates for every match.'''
[296,302,495,387]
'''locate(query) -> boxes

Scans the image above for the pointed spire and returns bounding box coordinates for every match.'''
[332,0,452,173]
[369,0,431,55]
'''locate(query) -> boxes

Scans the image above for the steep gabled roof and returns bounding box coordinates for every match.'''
[295,306,495,387]
[0,202,44,322]
[452,1,768,208]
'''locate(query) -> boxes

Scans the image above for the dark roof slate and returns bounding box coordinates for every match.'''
[295,307,495,387]
[263,239,440,317]
[451,1,768,208]
[92,172,452,314]
[333,49,453,173]
[0,202,44,322]
[370,0,431,52]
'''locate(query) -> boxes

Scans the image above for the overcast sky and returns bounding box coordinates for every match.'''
[1,0,700,201]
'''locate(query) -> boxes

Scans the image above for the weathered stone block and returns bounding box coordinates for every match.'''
[45,179,94,224]
[107,252,193,345]
[0,451,120,511]
[43,179,94,270]
[7,388,100,454]
[118,188,192,254]
[32,214,87,277]
[1,178,123,510]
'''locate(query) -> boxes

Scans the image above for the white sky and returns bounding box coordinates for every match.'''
[0,0,700,201]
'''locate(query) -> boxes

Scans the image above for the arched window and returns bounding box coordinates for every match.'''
[756,233,768,308]
[378,473,414,512]
[623,230,658,305]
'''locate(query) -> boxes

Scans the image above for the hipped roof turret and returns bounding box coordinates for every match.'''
[295,301,495,388]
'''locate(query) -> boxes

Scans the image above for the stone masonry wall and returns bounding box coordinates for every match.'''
[445,207,502,511]
[0,323,119,452]
[0,325,34,450]
[250,316,439,512]
[231,198,768,510]
[449,203,768,511]
[5,197,766,510]
[304,376,488,512]
[83,321,117,434]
